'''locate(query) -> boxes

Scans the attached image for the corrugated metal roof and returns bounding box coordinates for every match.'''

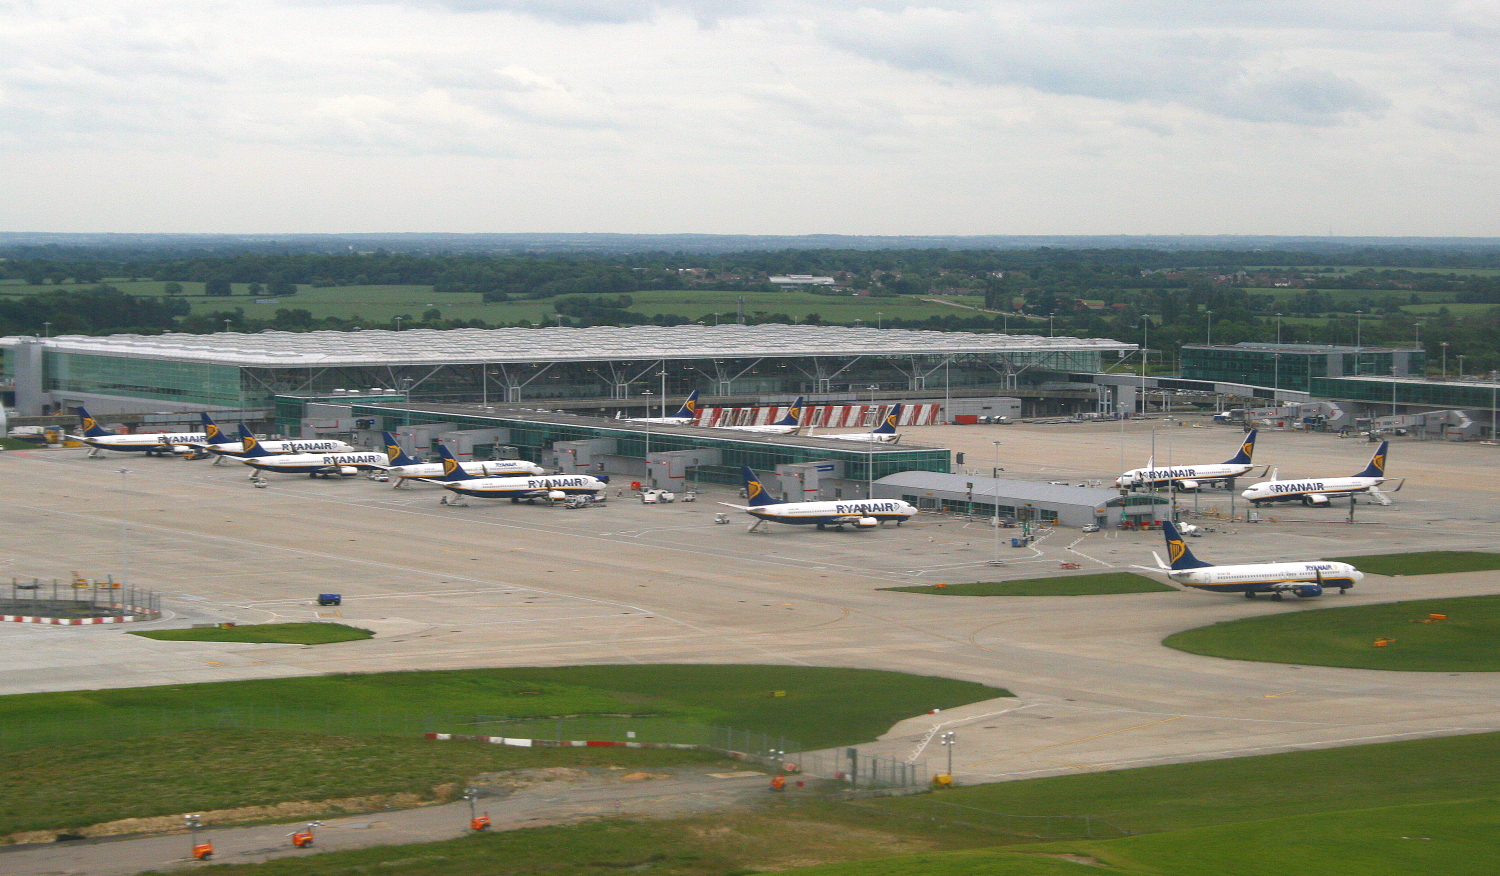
[876,471,1126,506]
[4,324,1133,368]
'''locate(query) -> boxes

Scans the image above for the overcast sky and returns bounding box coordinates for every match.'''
[3,1,1497,236]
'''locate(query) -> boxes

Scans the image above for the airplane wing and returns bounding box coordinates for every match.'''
[718,502,752,511]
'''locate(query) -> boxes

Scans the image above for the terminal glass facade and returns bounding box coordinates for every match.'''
[1182,344,1424,393]
[47,353,244,407]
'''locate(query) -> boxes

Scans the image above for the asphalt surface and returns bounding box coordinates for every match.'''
[0,767,774,876]
[2,417,1498,870]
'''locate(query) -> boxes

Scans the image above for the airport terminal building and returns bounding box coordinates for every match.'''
[1,324,1133,417]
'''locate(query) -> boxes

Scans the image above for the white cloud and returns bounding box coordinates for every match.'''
[0,1,1498,234]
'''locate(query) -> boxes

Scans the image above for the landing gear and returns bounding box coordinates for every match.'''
[1244,591,1256,599]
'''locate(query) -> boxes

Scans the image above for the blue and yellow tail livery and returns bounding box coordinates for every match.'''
[771,396,806,428]
[672,390,700,419]
[435,443,475,480]
[382,432,421,466]
[1354,441,1388,479]
[76,406,112,438]
[1162,521,1213,570]
[872,403,903,435]
[740,466,781,507]
[236,423,270,457]
[1224,429,1257,466]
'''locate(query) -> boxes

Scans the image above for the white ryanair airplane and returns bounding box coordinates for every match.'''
[378,432,545,486]
[722,466,916,532]
[433,443,607,505]
[813,403,904,444]
[623,390,700,425]
[1115,430,1260,491]
[72,406,216,457]
[234,424,385,477]
[714,397,806,435]
[1152,520,1362,600]
[191,413,353,463]
[1241,441,1402,507]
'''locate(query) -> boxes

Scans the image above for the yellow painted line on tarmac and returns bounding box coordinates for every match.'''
[965,715,1186,767]
[1264,690,1300,698]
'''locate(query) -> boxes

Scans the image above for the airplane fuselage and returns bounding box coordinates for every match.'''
[1168,560,1362,594]
[387,460,546,479]
[82,432,208,454]
[1242,476,1384,505]
[1117,463,1251,489]
[207,439,353,458]
[819,432,901,444]
[744,499,916,527]
[239,451,387,474]
[442,475,606,500]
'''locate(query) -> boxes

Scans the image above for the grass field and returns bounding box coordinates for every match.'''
[115,730,1500,876]
[0,730,724,838]
[0,280,994,327]
[129,622,373,644]
[0,665,1005,837]
[1161,595,1500,671]
[881,573,1174,597]
[1327,551,1500,576]
[0,665,1007,752]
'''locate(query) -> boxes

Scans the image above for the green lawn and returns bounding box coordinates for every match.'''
[0,666,1005,838]
[0,666,1006,753]
[0,731,724,839]
[1161,595,1500,671]
[1327,551,1500,576]
[117,729,1500,876]
[129,622,372,644]
[882,573,1173,597]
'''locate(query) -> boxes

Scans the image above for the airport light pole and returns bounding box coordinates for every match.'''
[877,311,883,329]
[43,321,50,338]
[1273,353,1280,406]
[1458,355,1465,379]
[866,385,878,499]
[941,731,956,780]
[395,316,403,331]
[1442,342,1449,379]
[117,469,131,587]
[993,441,1003,564]
[641,389,653,487]
[1205,309,1213,346]
[1276,313,1282,344]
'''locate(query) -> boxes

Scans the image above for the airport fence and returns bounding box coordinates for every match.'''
[2,578,161,620]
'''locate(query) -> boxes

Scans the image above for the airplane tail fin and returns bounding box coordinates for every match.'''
[1354,441,1388,479]
[670,390,700,419]
[200,413,232,446]
[1224,429,1257,465]
[871,403,903,435]
[236,423,272,457]
[76,406,113,438]
[434,442,475,480]
[382,432,421,466]
[1163,521,1213,570]
[771,396,806,427]
[740,466,782,506]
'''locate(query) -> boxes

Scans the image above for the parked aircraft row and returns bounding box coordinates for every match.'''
[63,407,1382,605]
[1116,430,1403,507]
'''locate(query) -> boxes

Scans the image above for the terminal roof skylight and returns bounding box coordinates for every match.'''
[13,325,1133,367]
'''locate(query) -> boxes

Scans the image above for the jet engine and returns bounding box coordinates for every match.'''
[1294,583,1324,598]
[547,490,567,501]
[854,517,879,529]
